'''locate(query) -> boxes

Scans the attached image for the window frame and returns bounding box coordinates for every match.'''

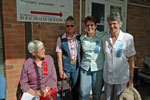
[0,0,5,76]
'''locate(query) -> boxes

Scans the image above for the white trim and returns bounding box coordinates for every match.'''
[85,0,90,17]
[124,0,127,32]
[128,2,150,8]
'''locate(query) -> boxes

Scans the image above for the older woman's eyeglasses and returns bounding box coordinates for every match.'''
[37,47,46,52]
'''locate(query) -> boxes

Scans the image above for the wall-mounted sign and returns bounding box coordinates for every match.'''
[16,0,73,23]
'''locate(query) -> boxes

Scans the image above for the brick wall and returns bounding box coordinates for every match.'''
[2,0,150,99]
[2,0,26,100]
[127,0,150,68]
[2,0,81,100]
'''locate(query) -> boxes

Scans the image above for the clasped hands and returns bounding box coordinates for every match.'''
[35,87,50,97]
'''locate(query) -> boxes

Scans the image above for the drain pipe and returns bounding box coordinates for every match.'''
[79,0,82,34]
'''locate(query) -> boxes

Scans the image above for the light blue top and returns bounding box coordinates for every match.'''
[80,30,105,71]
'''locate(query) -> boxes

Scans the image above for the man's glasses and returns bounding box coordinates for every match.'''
[66,25,74,28]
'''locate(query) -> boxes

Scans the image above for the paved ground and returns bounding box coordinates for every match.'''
[89,92,105,100]
[101,93,105,100]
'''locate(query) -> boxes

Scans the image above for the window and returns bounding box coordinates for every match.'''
[92,2,105,32]
[0,0,4,76]
[85,0,127,33]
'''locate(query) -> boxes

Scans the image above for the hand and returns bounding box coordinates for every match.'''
[36,90,44,97]
[27,88,44,97]
[59,71,68,79]
[128,78,134,87]
[42,89,48,97]
[42,86,50,97]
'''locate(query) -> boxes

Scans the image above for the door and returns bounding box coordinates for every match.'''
[85,0,127,33]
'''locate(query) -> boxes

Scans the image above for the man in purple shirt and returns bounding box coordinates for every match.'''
[20,40,57,98]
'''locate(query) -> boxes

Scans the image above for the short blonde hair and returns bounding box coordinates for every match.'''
[65,16,76,25]
[28,40,43,53]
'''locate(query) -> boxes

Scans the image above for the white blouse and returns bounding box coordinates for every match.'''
[102,30,136,84]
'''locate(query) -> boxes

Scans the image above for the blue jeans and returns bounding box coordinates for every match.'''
[57,68,79,100]
[80,68,103,100]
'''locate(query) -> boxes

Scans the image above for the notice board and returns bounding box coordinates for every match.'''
[16,0,73,23]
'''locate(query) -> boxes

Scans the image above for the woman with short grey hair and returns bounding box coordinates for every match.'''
[20,40,57,99]
[107,11,123,25]
[28,40,44,53]
[102,11,136,100]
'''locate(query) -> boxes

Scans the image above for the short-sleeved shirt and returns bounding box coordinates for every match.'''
[80,30,105,71]
[56,32,78,60]
[20,55,57,92]
[102,30,136,84]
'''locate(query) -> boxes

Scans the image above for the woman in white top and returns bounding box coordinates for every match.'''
[102,11,136,100]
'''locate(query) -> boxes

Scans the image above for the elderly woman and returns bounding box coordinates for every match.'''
[80,16,105,100]
[20,40,57,99]
[102,11,136,100]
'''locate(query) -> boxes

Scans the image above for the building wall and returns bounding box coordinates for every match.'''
[2,0,150,100]
[127,0,150,68]
[2,0,26,99]
[2,0,81,100]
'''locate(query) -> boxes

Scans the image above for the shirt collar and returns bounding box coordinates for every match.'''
[61,32,78,39]
[30,57,46,65]
[108,30,123,41]
[95,30,100,38]
[108,30,123,45]
[117,30,123,41]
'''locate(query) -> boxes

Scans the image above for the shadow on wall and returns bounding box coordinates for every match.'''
[16,83,22,100]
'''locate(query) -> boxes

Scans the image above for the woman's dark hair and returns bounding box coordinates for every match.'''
[84,16,97,25]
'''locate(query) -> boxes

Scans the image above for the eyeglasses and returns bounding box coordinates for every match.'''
[66,25,74,28]
[86,24,95,27]
[37,47,46,52]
